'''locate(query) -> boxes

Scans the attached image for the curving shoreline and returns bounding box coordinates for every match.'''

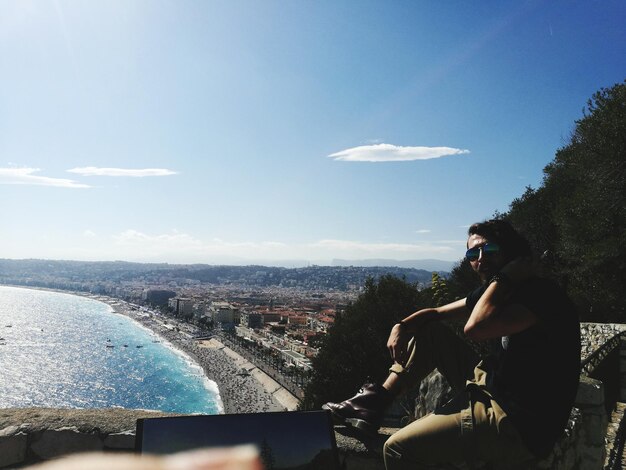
[95,297,299,414]
[1,284,299,414]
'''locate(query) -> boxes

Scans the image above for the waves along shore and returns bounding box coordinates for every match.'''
[93,295,299,414]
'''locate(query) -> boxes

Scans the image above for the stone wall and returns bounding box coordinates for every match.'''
[580,323,626,362]
[0,408,176,468]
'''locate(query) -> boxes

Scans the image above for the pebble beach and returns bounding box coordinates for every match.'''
[101,298,298,414]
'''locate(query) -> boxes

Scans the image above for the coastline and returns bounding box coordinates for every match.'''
[79,293,300,414]
[0,285,299,414]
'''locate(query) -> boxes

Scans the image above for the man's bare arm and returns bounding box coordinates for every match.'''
[464,277,537,341]
[400,298,470,330]
[387,298,469,363]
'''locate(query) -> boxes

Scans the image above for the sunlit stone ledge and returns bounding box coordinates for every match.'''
[0,408,176,468]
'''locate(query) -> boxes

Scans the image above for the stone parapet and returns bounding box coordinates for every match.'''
[604,402,626,470]
[0,408,176,468]
[580,323,626,362]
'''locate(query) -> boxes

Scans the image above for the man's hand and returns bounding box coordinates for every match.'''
[387,323,412,365]
[388,300,470,363]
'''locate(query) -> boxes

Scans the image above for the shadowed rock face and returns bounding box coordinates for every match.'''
[414,370,455,420]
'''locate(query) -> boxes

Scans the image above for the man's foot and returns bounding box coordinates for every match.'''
[322,382,392,435]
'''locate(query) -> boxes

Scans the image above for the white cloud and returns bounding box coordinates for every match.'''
[0,167,90,188]
[112,230,289,260]
[434,239,468,245]
[328,143,470,162]
[114,230,203,248]
[309,239,455,256]
[415,229,431,234]
[67,167,178,177]
[83,230,97,238]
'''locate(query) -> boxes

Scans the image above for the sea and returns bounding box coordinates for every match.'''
[0,285,221,414]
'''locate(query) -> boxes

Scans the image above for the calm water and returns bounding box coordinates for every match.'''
[0,286,221,414]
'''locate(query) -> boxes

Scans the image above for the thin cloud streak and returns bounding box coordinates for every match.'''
[113,230,288,253]
[0,167,90,188]
[434,239,468,245]
[309,239,455,255]
[67,167,178,177]
[106,230,461,263]
[328,143,470,162]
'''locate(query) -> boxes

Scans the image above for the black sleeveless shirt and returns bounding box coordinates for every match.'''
[466,277,581,457]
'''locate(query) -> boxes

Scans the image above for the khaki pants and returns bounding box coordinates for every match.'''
[383,322,535,469]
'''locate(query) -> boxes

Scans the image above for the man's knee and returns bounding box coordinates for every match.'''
[383,424,434,469]
[388,321,460,376]
[383,433,409,469]
[382,435,400,460]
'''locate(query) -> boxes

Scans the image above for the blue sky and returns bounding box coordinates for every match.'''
[1,0,624,266]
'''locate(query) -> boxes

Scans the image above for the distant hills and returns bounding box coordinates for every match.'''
[0,258,450,292]
[331,258,457,272]
[188,257,459,271]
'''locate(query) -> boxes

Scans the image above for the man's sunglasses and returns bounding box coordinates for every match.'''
[465,243,501,261]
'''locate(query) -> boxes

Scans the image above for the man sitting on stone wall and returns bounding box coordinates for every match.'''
[323,219,581,469]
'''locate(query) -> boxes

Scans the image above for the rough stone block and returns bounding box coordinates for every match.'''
[575,376,605,407]
[31,429,103,460]
[343,454,384,470]
[580,447,606,470]
[0,425,20,437]
[0,433,28,468]
[583,414,607,446]
[270,389,294,411]
[103,431,135,450]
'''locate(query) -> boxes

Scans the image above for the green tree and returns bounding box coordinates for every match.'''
[301,275,426,409]
[430,272,449,307]
[301,272,486,410]
[507,186,559,260]
[508,80,626,321]
[446,258,481,302]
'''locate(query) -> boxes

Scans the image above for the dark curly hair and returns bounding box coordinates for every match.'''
[468,219,532,264]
